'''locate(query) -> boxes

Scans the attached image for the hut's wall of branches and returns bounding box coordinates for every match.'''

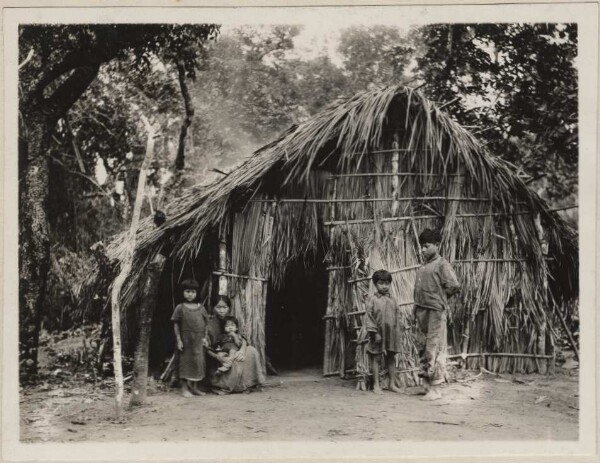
[103,86,578,379]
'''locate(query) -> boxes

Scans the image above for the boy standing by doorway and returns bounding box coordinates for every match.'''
[365,270,403,394]
[414,229,460,401]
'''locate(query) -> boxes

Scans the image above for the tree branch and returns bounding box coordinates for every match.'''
[45,66,100,123]
[175,59,195,170]
[63,116,87,173]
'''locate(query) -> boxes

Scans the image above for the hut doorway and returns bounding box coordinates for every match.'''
[265,258,328,372]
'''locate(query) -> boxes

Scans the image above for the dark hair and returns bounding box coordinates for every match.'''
[216,295,231,307]
[154,210,167,227]
[223,316,239,329]
[372,269,392,284]
[418,228,441,246]
[181,279,200,291]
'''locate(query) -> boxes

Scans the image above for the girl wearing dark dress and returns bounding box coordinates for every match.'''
[171,279,208,397]
[205,296,265,394]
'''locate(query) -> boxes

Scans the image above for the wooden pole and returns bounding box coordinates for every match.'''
[325,210,534,226]
[447,352,553,359]
[323,178,338,375]
[218,229,228,296]
[110,116,156,419]
[250,197,489,203]
[391,133,400,216]
[534,213,548,374]
[555,304,579,362]
[129,253,166,408]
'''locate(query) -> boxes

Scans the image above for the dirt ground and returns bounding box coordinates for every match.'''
[20,367,579,443]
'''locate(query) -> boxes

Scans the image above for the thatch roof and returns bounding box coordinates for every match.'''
[107,85,578,309]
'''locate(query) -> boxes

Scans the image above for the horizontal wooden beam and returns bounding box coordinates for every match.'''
[345,258,555,284]
[346,148,433,155]
[447,352,553,359]
[328,173,464,179]
[212,271,267,282]
[324,211,532,226]
[546,204,578,213]
[348,265,421,283]
[250,197,489,204]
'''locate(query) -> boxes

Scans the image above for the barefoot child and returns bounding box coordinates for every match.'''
[365,270,403,394]
[213,316,242,373]
[414,229,460,401]
[171,279,209,397]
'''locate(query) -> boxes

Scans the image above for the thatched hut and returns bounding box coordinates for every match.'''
[107,85,578,382]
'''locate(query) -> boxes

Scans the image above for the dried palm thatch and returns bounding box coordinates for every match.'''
[102,85,578,376]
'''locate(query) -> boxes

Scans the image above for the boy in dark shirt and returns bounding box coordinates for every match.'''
[414,229,460,401]
[365,269,403,394]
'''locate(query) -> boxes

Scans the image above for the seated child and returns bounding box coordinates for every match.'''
[213,316,243,373]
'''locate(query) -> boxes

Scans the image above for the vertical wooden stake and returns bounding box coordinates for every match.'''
[534,213,548,373]
[323,179,339,375]
[218,228,228,296]
[391,133,400,216]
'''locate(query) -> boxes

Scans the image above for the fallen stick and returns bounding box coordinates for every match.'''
[160,353,177,382]
[408,420,460,426]
[457,372,482,383]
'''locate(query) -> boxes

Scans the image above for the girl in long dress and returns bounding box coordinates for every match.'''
[171,279,208,397]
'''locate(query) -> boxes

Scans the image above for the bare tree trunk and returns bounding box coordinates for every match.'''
[110,116,156,418]
[174,59,194,171]
[19,116,52,377]
[129,253,166,408]
[19,65,99,376]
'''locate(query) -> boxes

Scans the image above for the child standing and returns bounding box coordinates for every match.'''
[413,228,460,401]
[365,269,403,394]
[171,279,208,397]
[213,316,243,373]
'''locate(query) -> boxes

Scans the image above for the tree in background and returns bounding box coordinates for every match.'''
[18,24,219,375]
[338,25,415,92]
[414,23,578,204]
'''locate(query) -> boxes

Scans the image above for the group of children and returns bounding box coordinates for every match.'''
[171,227,459,400]
[367,228,460,400]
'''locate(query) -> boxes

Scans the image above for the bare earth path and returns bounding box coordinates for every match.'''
[20,368,578,442]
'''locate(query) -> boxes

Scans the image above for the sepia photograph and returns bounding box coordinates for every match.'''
[2,2,598,462]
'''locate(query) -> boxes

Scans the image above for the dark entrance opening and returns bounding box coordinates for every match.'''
[266,258,328,372]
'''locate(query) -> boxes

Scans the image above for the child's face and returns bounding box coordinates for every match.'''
[224,321,238,334]
[420,242,439,260]
[375,280,391,295]
[214,301,230,318]
[183,289,197,302]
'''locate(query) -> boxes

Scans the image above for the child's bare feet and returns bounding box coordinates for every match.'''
[191,385,206,396]
[389,384,403,394]
[181,382,193,397]
[421,388,442,401]
[373,385,383,394]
